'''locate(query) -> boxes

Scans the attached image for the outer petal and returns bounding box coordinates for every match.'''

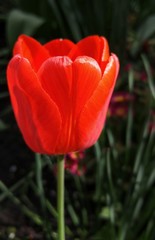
[65,56,102,152]
[72,56,102,118]
[38,56,72,153]
[13,35,50,72]
[7,55,61,154]
[38,56,102,153]
[44,39,75,57]
[77,54,119,149]
[38,56,72,121]
[69,35,109,72]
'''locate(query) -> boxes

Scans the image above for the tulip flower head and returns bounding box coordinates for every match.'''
[7,35,119,154]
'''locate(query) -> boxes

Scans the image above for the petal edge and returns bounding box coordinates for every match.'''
[7,55,62,154]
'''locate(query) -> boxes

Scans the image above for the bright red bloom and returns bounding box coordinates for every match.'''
[7,35,119,154]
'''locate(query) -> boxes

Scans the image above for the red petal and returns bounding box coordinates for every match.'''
[38,56,72,153]
[69,35,109,71]
[13,35,49,72]
[38,56,72,120]
[72,56,102,118]
[44,39,75,56]
[7,55,61,154]
[38,56,101,153]
[77,54,119,149]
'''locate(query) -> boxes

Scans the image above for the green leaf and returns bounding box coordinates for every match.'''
[137,15,155,43]
[132,15,155,54]
[6,9,45,48]
[141,54,155,100]
[0,119,9,131]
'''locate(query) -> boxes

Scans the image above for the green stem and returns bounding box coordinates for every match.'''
[57,156,65,240]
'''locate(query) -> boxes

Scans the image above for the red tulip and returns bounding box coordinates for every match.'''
[7,35,119,154]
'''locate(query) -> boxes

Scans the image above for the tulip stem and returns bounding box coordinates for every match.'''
[57,155,65,240]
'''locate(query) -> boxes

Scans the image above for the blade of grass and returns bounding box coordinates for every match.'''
[106,149,115,204]
[0,181,42,225]
[0,172,33,202]
[46,199,58,219]
[126,68,134,152]
[48,0,68,37]
[141,54,155,100]
[57,0,82,41]
[30,178,58,220]
[94,141,106,200]
[67,204,79,226]
[105,149,116,240]
[106,129,117,160]
[35,153,46,214]
[133,116,150,174]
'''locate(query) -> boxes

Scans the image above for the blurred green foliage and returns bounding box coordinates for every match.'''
[1,0,155,239]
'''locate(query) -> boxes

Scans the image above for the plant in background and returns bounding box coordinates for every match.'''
[6,34,119,239]
[65,151,86,175]
[108,91,134,118]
